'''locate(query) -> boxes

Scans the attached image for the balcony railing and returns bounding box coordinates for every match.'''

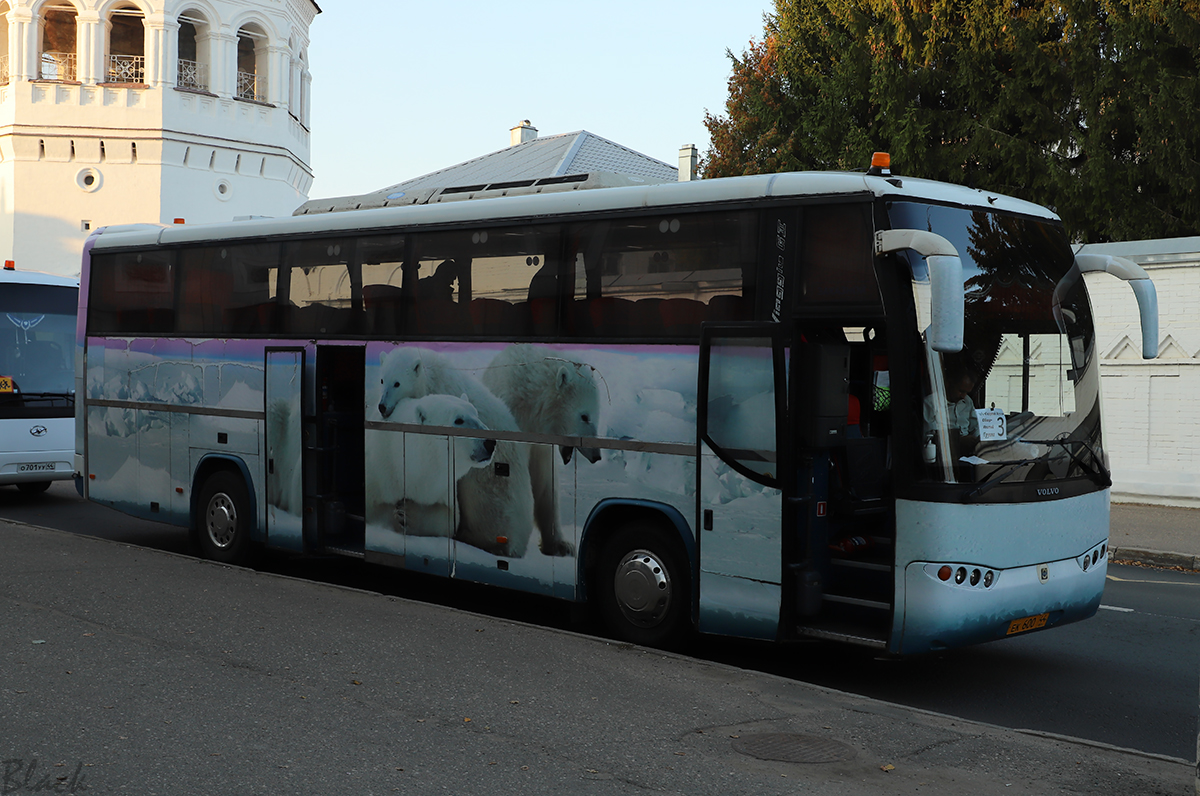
[236,70,264,102]
[107,54,145,83]
[177,58,207,91]
[40,51,77,81]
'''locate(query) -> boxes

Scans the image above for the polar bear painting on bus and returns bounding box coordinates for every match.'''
[373,345,537,558]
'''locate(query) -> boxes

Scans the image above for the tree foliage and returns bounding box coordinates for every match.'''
[704,0,1200,242]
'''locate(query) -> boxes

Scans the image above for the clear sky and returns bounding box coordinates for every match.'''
[304,1,770,201]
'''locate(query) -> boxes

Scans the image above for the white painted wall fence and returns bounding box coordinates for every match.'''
[1079,238,1200,507]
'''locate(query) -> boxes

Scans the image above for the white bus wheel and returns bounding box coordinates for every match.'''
[597,522,690,649]
[197,471,253,565]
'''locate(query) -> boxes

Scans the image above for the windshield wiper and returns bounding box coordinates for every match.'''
[1021,438,1111,487]
[962,460,1041,503]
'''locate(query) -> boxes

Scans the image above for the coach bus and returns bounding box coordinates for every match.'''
[75,159,1158,654]
[0,264,77,493]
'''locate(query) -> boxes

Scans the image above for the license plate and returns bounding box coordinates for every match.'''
[18,463,55,473]
[0,376,12,393]
[1007,613,1049,636]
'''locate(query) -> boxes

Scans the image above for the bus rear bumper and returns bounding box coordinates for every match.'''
[896,540,1108,655]
[0,450,75,485]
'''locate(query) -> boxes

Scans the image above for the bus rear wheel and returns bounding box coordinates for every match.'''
[16,481,52,494]
[597,523,690,649]
[197,471,253,565]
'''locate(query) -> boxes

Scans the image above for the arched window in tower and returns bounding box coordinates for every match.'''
[0,3,10,85]
[107,5,145,83]
[236,24,267,102]
[287,36,296,115]
[176,10,210,91]
[39,3,78,81]
[294,47,309,125]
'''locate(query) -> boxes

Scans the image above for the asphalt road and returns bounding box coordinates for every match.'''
[3,481,1197,761]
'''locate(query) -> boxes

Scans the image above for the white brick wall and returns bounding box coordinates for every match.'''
[1079,239,1200,506]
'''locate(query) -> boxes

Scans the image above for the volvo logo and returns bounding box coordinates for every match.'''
[1036,487,1059,496]
[29,425,47,437]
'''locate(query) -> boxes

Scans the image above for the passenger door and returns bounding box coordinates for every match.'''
[264,348,305,552]
[696,327,788,640]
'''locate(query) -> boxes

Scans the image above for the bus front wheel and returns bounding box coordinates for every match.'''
[197,471,253,565]
[597,523,690,649]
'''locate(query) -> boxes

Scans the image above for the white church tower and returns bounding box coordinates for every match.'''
[0,0,319,277]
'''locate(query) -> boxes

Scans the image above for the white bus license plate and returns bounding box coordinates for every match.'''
[1006,613,1049,636]
[18,463,56,473]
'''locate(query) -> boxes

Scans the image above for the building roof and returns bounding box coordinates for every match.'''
[300,130,678,214]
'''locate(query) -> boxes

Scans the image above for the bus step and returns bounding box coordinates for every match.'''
[323,544,365,559]
[796,625,887,650]
[830,559,891,573]
[822,594,891,611]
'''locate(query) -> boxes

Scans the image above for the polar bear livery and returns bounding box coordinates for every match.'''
[367,393,495,537]
[376,346,537,557]
[481,344,602,556]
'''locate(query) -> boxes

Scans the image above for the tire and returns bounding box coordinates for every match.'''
[597,522,691,649]
[16,481,52,495]
[196,470,254,565]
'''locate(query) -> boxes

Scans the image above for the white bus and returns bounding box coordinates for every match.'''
[75,160,1158,653]
[0,265,77,493]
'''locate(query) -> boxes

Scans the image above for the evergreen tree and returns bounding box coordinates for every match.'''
[704,0,1200,242]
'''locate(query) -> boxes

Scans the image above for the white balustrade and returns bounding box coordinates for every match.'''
[40,52,77,81]
[107,54,146,83]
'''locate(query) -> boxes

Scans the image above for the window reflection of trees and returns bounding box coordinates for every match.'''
[961,211,1085,417]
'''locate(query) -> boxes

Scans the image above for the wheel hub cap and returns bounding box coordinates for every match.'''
[613,549,671,628]
[206,493,237,549]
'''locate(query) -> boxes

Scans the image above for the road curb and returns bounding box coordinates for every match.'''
[1109,545,1200,571]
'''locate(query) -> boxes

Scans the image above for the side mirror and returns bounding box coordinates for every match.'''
[1073,254,1158,360]
[876,230,965,353]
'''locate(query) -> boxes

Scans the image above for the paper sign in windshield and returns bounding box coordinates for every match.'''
[975,407,1006,441]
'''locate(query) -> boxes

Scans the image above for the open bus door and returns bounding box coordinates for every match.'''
[697,325,790,640]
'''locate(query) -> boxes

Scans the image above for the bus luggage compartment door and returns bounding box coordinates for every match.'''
[265,349,305,552]
[697,328,786,640]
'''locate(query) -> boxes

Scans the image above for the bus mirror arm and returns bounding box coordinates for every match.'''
[875,229,964,353]
[1073,254,1159,360]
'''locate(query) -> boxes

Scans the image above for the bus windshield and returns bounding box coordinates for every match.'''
[0,283,76,404]
[889,202,1103,493]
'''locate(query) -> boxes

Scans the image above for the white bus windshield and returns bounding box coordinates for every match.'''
[889,202,1103,494]
[0,283,76,405]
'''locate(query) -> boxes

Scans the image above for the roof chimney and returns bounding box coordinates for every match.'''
[510,120,538,146]
[678,144,698,181]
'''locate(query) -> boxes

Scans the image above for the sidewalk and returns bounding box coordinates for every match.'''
[1110,501,1200,571]
[0,520,1192,796]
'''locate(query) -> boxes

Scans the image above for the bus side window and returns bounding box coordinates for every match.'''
[798,204,880,310]
[177,261,233,333]
[282,238,355,337]
[360,234,407,338]
[89,251,175,334]
[408,226,560,339]
[180,244,280,336]
[564,211,756,339]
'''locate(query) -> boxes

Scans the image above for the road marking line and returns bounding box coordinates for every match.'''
[1099,605,1134,613]
[1107,574,1200,586]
